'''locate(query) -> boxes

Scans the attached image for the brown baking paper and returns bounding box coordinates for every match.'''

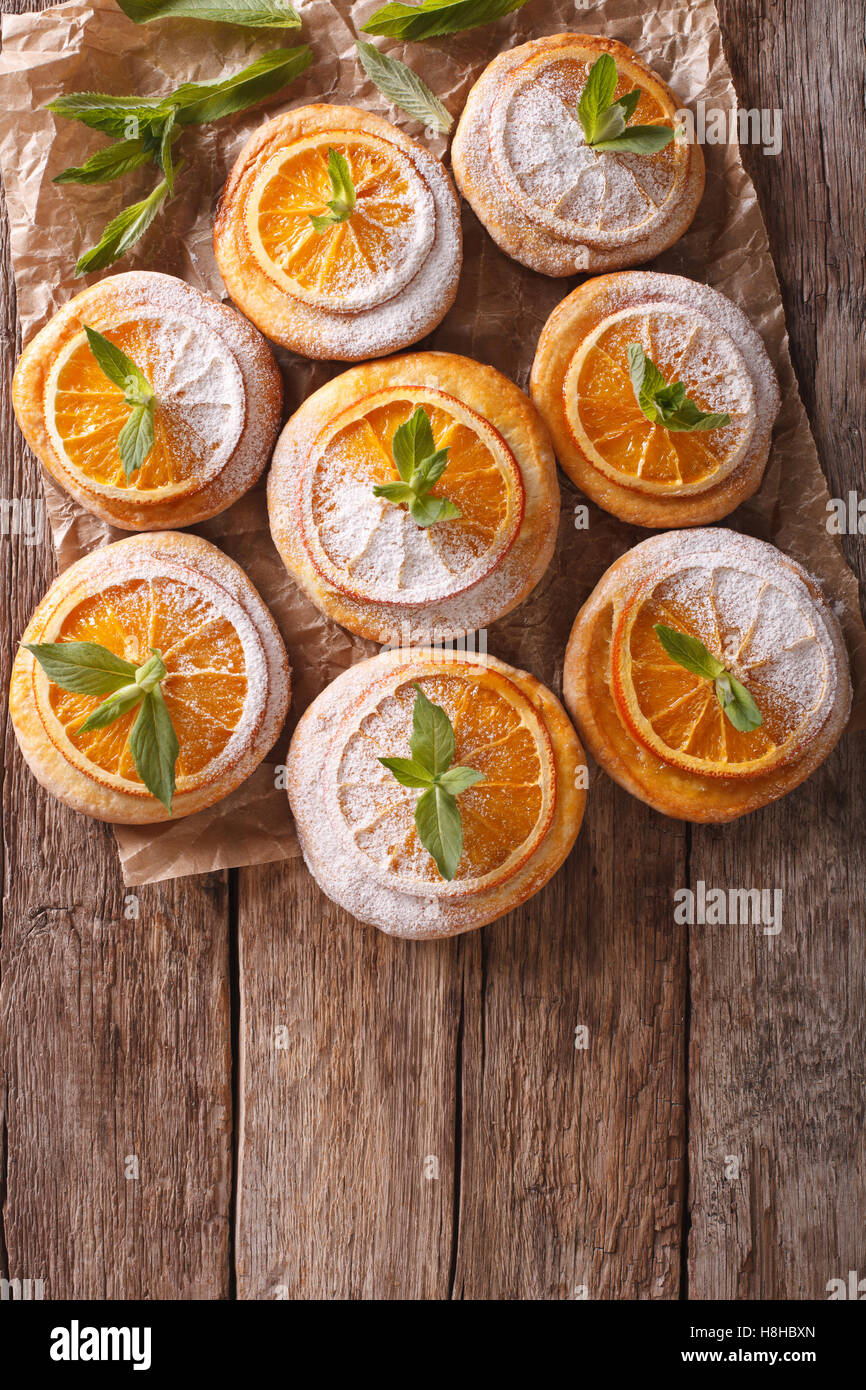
[1,0,863,885]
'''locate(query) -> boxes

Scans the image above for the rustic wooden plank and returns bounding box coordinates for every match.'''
[235,859,460,1299]
[451,782,687,1299]
[0,0,233,1299]
[687,0,866,1298]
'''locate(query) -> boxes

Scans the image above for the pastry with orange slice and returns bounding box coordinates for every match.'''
[452,34,704,276]
[214,105,462,360]
[564,529,851,822]
[10,532,291,824]
[531,271,781,527]
[12,272,282,531]
[268,351,558,643]
[287,649,585,937]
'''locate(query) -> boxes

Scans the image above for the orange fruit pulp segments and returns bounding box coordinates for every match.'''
[254,137,417,300]
[618,589,788,769]
[570,311,746,490]
[52,323,210,492]
[312,396,514,574]
[46,579,247,784]
[338,672,551,884]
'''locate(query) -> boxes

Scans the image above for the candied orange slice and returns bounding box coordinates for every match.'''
[45,315,244,499]
[333,662,556,892]
[33,572,261,798]
[244,129,436,313]
[610,552,836,778]
[300,386,525,606]
[564,303,755,496]
[489,42,683,247]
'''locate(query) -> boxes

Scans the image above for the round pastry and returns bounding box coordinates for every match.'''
[12,272,282,531]
[531,272,781,527]
[452,34,705,276]
[267,351,559,643]
[10,532,291,824]
[214,104,462,360]
[288,648,586,938]
[563,529,851,822]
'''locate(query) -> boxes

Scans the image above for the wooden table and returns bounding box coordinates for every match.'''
[1,0,863,1301]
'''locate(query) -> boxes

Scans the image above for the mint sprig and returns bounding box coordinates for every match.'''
[373,406,461,528]
[653,624,763,733]
[309,147,357,232]
[23,641,181,811]
[380,683,484,880]
[83,326,155,478]
[115,1,301,26]
[576,52,674,156]
[363,0,529,41]
[627,344,732,432]
[355,42,453,134]
[48,46,312,274]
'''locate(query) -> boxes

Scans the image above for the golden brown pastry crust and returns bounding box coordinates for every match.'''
[10,531,291,824]
[563,529,851,822]
[214,105,462,361]
[267,351,560,643]
[452,34,705,277]
[12,272,282,531]
[287,649,586,937]
[530,271,781,527]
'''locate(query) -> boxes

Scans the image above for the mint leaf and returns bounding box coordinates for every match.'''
[654,625,725,681]
[46,92,175,139]
[363,0,529,41]
[54,139,152,185]
[168,46,312,125]
[415,785,463,880]
[23,641,136,695]
[84,326,155,476]
[576,53,674,155]
[129,686,180,813]
[309,147,356,232]
[115,1,301,26]
[377,756,434,788]
[77,683,145,734]
[654,624,763,734]
[715,672,763,733]
[410,682,454,776]
[75,172,175,275]
[627,343,731,432]
[355,42,453,133]
[379,684,485,880]
[436,765,485,796]
[372,406,462,529]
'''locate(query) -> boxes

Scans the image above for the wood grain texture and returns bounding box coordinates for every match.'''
[688,0,866,1299]
[0,0,232,1300]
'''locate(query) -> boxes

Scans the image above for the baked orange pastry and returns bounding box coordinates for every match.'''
[11,532,290,824]
[214,105,462,360]
[12,272,282,531]
[267,351,559,643]
[452,34,705,276]
[564,529,851,822]
[531,272,781,527]
[288,649,586,937]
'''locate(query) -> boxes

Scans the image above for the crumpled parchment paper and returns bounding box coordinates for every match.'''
[0,0,862,884]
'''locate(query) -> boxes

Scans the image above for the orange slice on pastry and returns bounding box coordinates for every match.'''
[287,649,586,937]
[531,271,781,527]
[10,532,291,824]
[563,528,851,822]
[452,34,705,276]
[268,351,559,643]
[12,272,282,531]
[215,105,462,360]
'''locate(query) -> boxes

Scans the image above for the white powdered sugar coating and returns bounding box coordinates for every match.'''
[52,533,289,787]
[488,56,677,246]
[619,528,852,737]
[54,272,280,510]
